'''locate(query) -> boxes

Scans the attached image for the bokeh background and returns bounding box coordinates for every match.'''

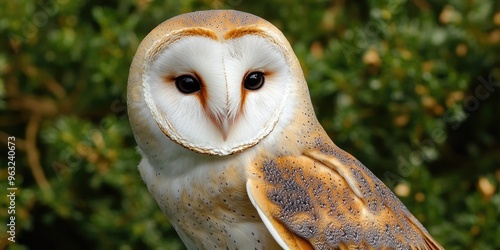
[1,0,499,249]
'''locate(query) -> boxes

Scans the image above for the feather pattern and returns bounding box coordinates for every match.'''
[247,133,443,250]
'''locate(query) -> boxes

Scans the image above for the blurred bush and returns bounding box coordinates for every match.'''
[0,0,499,249]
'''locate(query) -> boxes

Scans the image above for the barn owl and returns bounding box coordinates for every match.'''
[127,10,443,250]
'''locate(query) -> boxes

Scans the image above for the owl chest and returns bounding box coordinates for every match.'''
[145,160,280,250]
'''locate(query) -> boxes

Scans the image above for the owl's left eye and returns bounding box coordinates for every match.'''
[244,72,265,90]
[175,75,201,94]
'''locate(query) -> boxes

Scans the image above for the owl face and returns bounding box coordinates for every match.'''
[141,25,294,155]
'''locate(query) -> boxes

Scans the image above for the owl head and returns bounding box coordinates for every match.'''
[128,10,314,158]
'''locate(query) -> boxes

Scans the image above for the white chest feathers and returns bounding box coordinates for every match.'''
[137,153,281,250]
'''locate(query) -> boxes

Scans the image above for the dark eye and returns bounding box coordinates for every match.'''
[175,75,201,94]
[244,72,265,90]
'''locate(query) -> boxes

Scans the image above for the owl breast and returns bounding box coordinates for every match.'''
[138,152,281,250]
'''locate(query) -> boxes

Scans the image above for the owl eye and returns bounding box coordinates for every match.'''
[244,72,265,90]
[175,75,201,94]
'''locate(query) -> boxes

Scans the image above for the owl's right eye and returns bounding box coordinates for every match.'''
[175,75,201,94]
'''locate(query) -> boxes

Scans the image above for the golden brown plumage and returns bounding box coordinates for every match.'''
[247,133,442,249]
[127,10,443,250]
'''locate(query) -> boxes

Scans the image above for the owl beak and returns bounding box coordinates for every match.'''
[210,112,234,141]
[221,119,231,141]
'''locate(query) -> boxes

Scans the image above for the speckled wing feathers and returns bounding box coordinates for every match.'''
[247,135,443,250]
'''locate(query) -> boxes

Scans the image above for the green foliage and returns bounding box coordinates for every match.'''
[1,0,499,249]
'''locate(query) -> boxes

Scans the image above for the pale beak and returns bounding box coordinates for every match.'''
[209,111,235,142]
[221,118,231,141]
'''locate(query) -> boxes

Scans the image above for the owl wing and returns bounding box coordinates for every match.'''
[246,137,443,250]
